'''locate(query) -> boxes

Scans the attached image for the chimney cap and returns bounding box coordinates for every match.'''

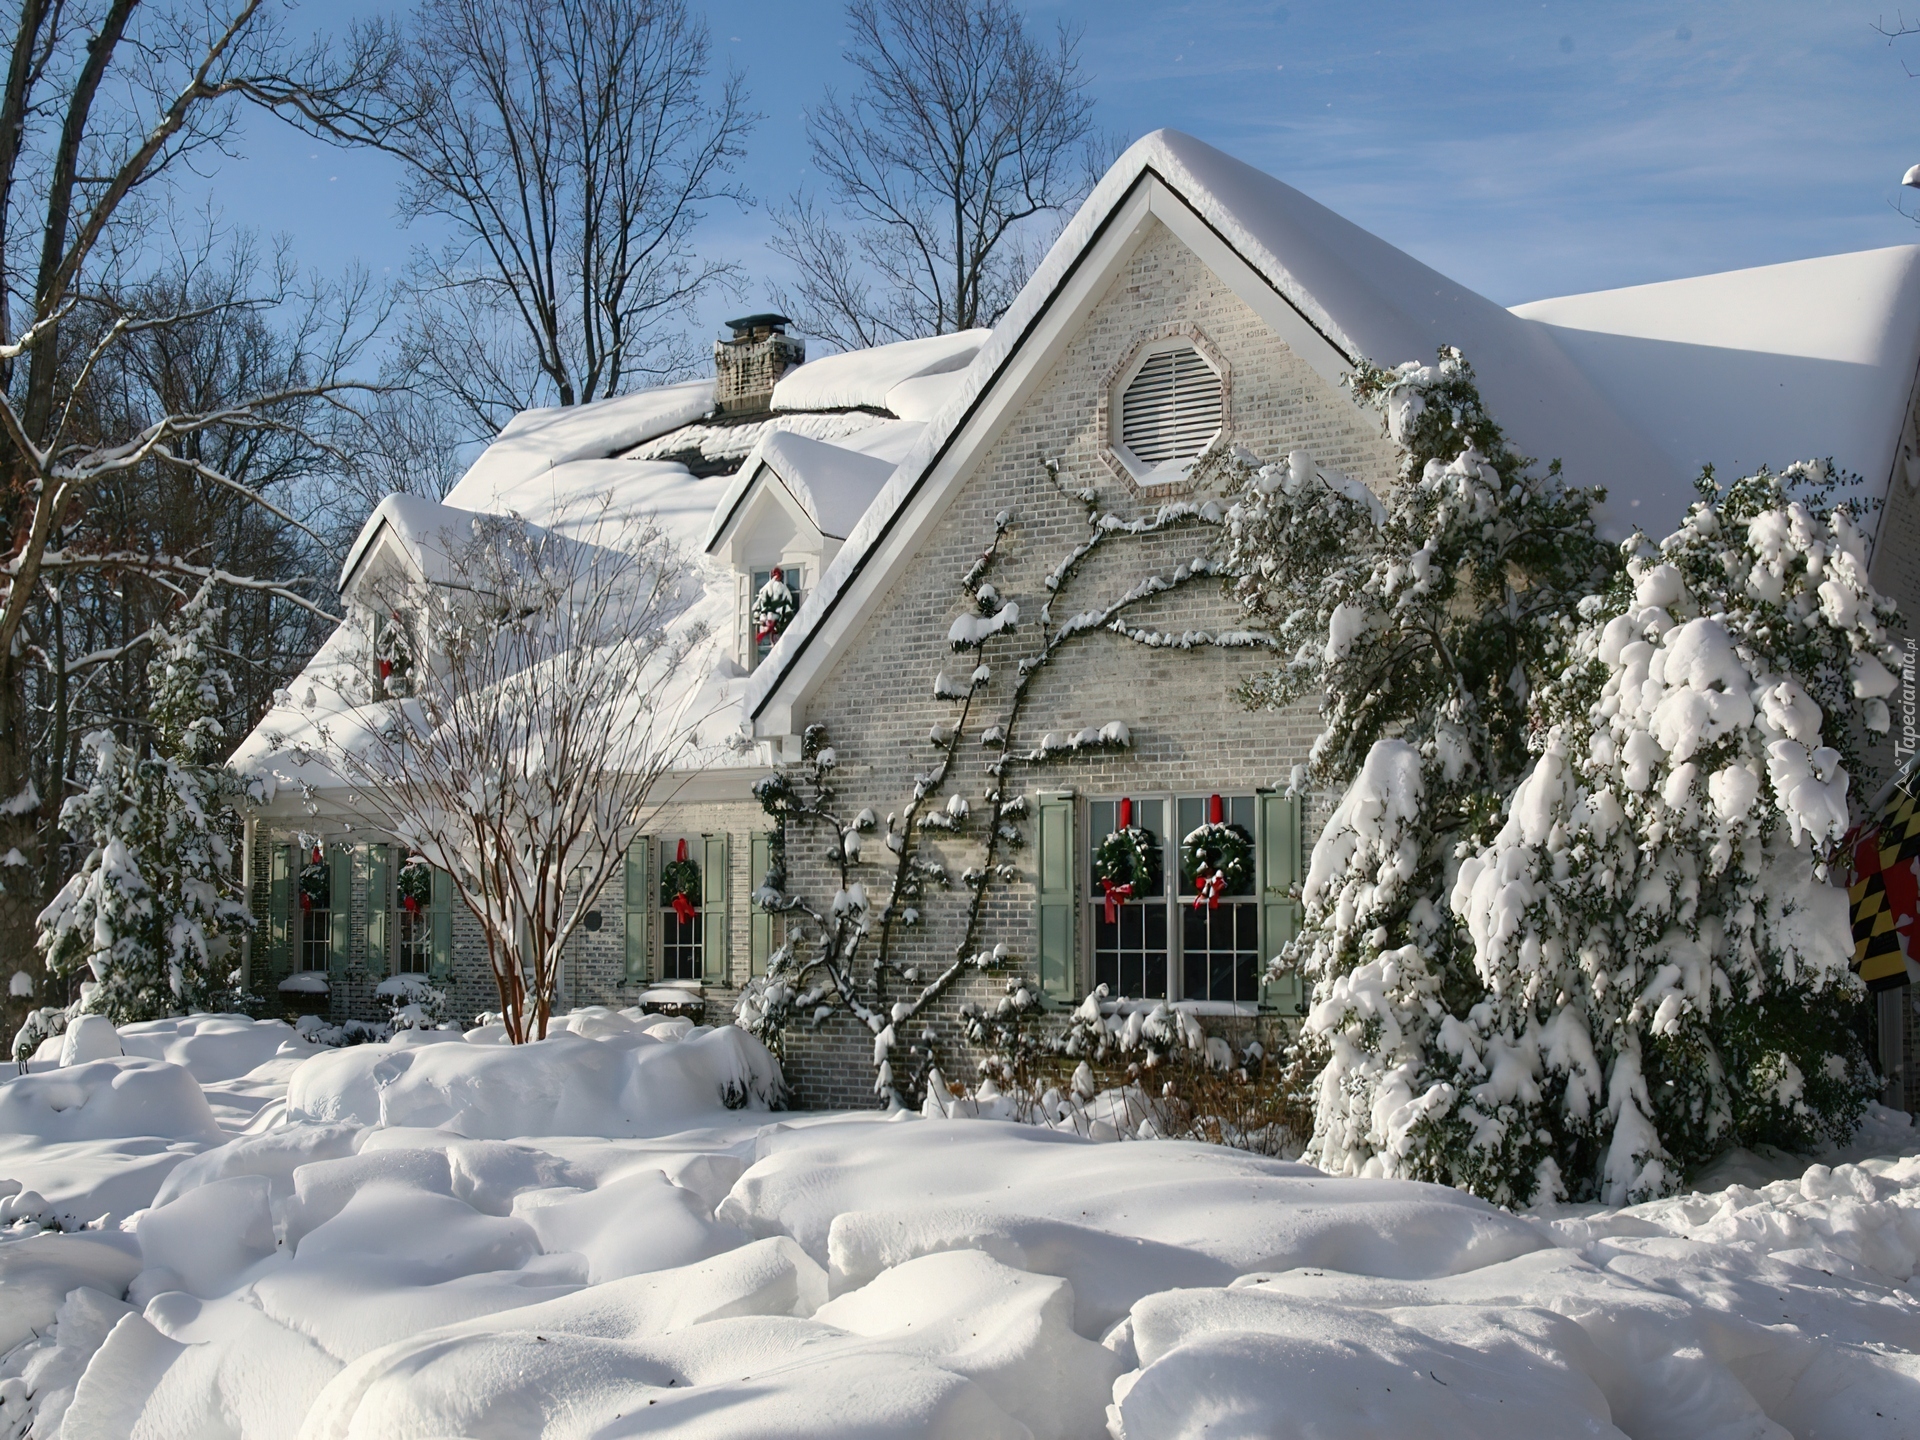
[724,312,791,337]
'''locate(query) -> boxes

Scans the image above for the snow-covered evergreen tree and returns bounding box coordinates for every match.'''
[36,585,252,1021]
[1442,467,1892,1203]
[1227,353,1892,1205]
[1222,351,1613,1200]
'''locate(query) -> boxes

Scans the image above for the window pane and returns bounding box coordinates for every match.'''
[1181,899,1260,1003]
[300,908,329,971]
[658,913,703,980]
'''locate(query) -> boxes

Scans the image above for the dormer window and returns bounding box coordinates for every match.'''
[750,566,804,669]
[373,612,415,698]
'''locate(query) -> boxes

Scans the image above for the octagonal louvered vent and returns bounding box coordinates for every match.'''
[1120,346,1222,467]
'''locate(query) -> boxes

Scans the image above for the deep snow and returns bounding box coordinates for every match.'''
[2,1009,1918,1439]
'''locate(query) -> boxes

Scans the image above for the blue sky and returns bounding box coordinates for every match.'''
[220,0,1920,345]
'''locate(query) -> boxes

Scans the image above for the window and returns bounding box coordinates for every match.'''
[298,847,330,972]
[396,853,432,975]
[1086,793,1263,1004]
[1089,798,1168,1001]
[1176,794,1260,1004]
[750,565,804,670]
[658,836,704,981]
[1120,346,1221,469]
[373,611,414,698]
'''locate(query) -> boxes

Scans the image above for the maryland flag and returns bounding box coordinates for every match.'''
[1848,756,1920,991]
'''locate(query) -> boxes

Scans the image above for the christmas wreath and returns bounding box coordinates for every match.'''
[1092,798,1161,924]
[752,568,797,646]
[299,847,330,913]
[660,838,702,926]
[375,613,413,695]
[1181,794,1254,910]
[399,855,431,915]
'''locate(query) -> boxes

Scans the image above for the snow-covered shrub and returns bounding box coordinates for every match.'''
[9,1005,68,1071]
[375,973,450,1030]
[1232,352,1891,1205]
[36,587,252,1023]
[951,977,1308,1155]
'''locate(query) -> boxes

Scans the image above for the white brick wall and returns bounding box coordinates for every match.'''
[779,219,1400,1109]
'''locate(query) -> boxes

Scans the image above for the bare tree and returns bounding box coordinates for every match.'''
[771,0,1097,351]
[302,502,707,1043]
[0,0,396,1036]
[378,0,755,434]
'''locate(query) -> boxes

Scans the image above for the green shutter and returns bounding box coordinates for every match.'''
[1035,794,1075,1003]
[365,844,391,978]
[429,866,453,978]
[702,833,729,983]
[329,844,353,973]
[1258,792,1304,1014]
[624,837,650,983]
[268,843,292,982]
[749,832,775,976]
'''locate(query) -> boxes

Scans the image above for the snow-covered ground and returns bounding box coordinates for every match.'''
[2,1012,1918,1438]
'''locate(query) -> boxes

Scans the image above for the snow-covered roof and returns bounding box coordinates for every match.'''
[770,329,989,413]
[703,421,924,552]
[744,130,1920,728]
[449,380,714,507]
[743,130,1682,724]
[1511,246,1920,501]
[247,127,1920,774]
[338,492,481,593]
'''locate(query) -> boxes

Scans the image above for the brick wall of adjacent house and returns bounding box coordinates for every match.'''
[777,218,1403,1111]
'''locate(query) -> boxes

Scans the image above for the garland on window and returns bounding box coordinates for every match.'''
[1092,797,1161,923]
[299,846,329,914]
[1181,793,1254,910]
[399,855,431,915]
[753,568,797,646]
[661,838,702,925]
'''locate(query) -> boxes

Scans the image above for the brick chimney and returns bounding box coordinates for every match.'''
[714,313,804,415]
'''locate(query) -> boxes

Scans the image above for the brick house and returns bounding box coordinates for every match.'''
[232,130,1920,1109]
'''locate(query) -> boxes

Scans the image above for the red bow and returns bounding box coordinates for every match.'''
[755,619,779,644]
[1192,869,1227,911]
[299,892,311,913]
[671,891,697,925]
[402,894,421,916]
[1100,876,1134,924]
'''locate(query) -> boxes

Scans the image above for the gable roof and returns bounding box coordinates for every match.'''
[704,423,921,553]
[1511,246,1920,500]
[741,128,1685,729]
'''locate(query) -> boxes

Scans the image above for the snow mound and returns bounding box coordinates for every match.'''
[114,1013,302,1085]
[0,1058,222,1143]
[285,1023,783,1137]
[719,1117,1547,1332]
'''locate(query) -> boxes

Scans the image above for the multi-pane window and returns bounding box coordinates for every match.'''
[658,836,704,981]
[298,851,329,971]
[1089,798,1168,1001]
[394,853,432,974]
[396,911,431,974]
[750,566,804,670]
[1177,794,1260,1004]
[1086,794,1262,1004]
